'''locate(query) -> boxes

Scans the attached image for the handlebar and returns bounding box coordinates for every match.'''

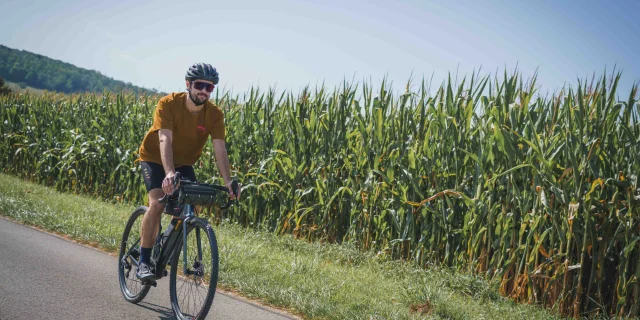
[158,172,239,210]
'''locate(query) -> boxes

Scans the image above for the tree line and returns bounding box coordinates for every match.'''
[0,44,159,94]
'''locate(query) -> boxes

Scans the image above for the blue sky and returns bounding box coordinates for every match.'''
[1,0,638,98]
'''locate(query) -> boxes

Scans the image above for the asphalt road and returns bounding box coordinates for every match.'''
[0,217,297,320]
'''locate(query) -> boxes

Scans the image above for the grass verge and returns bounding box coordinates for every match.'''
[0,173,561,319]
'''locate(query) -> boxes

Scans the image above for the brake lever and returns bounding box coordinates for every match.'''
[219,180,239,210]
[158,172,183,204]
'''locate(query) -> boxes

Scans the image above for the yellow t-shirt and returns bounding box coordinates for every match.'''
[138,92,225,167]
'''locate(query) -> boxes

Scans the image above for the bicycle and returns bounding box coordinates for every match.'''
[117,172,238,320]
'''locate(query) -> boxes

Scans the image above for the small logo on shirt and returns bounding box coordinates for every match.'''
[197,126,206,133]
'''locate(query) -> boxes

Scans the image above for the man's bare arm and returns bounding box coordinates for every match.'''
[159,129,176,193]
[212,139,239,199]
[212,139,231,184]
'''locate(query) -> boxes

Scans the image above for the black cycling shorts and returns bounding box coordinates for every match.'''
[140,161,197,192]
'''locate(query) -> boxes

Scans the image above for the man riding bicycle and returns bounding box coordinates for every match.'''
[135,62,239,280]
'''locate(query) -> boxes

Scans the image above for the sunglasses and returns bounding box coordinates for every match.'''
[192,81,215,92]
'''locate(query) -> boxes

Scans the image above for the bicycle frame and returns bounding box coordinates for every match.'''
[151,203,202,280]
[144,173,237,281]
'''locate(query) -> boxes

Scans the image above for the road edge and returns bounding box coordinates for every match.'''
[0,214,303,320]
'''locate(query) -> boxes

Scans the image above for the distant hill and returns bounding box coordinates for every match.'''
[0,44,159,94]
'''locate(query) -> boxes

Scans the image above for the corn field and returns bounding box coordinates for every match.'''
[1,71,639,318]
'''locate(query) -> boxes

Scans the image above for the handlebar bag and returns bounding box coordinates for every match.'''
[178,185,219,206]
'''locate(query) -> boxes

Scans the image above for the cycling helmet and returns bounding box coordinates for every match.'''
[185,63,219,84]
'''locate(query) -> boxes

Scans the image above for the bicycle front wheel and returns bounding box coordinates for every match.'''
[169,218,219,320]
[117,206,152,303]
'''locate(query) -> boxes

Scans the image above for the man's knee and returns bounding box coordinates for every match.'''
[147,189,165,217]
[147,200,164,216]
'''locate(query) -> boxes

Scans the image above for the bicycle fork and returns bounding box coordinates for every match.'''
[182,204,204,276]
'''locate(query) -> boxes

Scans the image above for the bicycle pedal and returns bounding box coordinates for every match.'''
[141,279,157,287]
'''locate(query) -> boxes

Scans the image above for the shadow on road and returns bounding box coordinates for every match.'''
[136,302,175,320]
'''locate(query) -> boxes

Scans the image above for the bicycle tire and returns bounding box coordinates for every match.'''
[169,218,219,320]
[118,206,152,303]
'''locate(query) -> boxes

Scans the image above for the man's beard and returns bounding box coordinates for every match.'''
[188,90,207,106]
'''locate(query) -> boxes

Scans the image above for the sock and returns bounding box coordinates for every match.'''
[140,247,152,265]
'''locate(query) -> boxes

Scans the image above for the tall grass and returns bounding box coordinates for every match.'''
[1,71,639,317]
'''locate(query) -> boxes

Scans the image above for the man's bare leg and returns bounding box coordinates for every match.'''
[140,188,165,248]
[137,188,165,280]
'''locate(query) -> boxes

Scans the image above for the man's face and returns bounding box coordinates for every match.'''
[187,79,215,105]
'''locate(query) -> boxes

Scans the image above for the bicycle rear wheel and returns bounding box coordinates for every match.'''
[169,218,219,320]
[118,206,152,303]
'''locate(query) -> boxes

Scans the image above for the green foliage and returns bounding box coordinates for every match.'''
[0,45,159,94]
[0,173,558,320]
[0,76,11,95]
[0,71,639,318]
